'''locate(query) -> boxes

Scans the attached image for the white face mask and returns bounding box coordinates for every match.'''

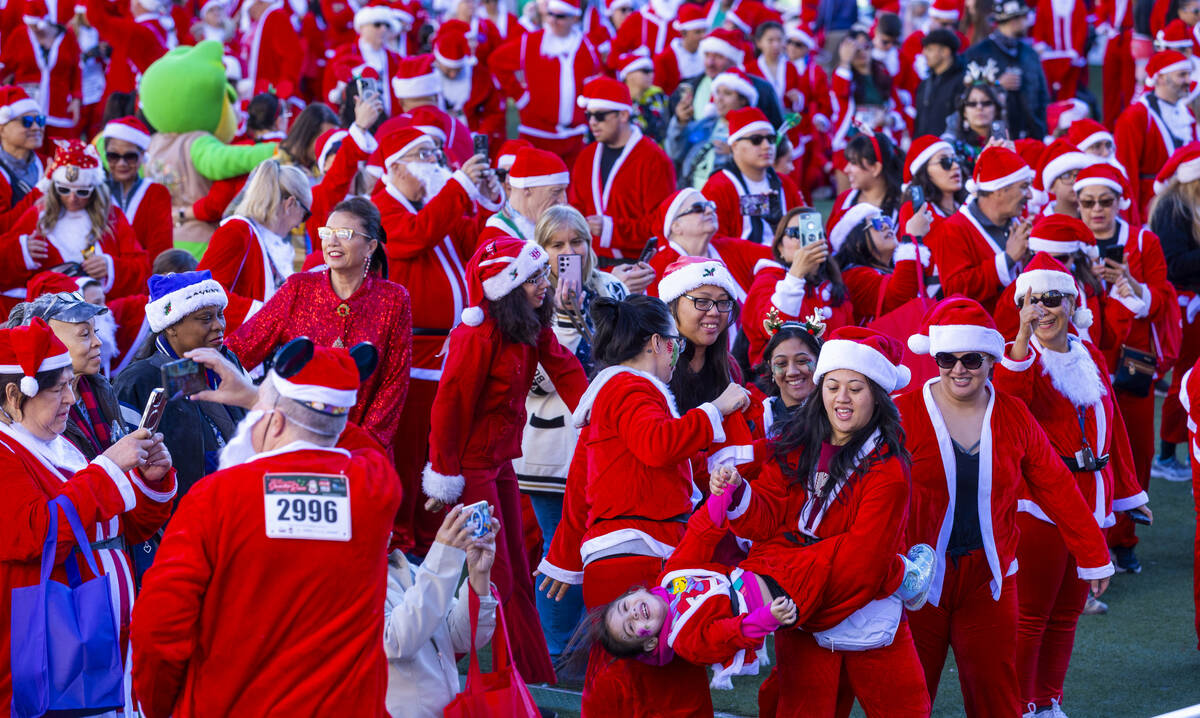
[218,409,267,470]
[404,160,453,198]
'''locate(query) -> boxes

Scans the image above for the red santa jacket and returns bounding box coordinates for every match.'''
[492,29,604,141]
[646,236,771,301]
[610,8,677,60]
[925,202,1018,313]
[749,55,802,115]
[422,314,587,503]
[830,65,909,154]
[0,157,43,234]
[742,263,856,364]
[995,337,1148,528]
[702,169,804,246]
[653,38,704,96]
[196,216,292,332]
[130,445,402,718]
[540,367,724,584]
[0,24,82,131]
[991,276,1123,362]
[113,179,173,265]
[840,245,926,325]
[1094,219,1177,371]
[86,0,167,97]
[1031,0,1087,99]
[1114,95,1198,224]
[323,40,404,116]
[238,2,304,99]
[568,127,677,258]
[895,382,1114,609]
[319,0,358,52]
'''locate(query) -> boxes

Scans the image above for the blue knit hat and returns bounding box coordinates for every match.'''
[145,270,228,333]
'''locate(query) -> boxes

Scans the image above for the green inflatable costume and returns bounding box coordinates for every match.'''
[141,40,278,258]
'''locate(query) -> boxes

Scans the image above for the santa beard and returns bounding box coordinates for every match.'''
[218,409,266,470]
[441,70,472,114]
[406,161,453,199]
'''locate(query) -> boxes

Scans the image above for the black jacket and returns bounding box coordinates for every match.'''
[914,60,967,138]
[962,34,1051,140]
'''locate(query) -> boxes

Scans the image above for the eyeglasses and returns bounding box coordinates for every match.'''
[318,226,373,242]
[105,151,140,165]
[585,110,616,123]
[1016,289,1068,309]
[524,267,551,284]
[935,156,958,171]
[20,115,46,128]
[547,11,574,19]
[1079,196,1116,209]
[869,216,895,233]
[964,100,995,109]
[740,133,777,146]
[54,184,93,198]
[289,195,312,223]
[934,352,986,370]
[683,294,735,313]
[677,200,716,217]
[402,147,440,163]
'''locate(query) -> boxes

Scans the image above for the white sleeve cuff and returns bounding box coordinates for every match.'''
[893,242,917,263]
[98,253,115,294]
[515,91,531,109]
[1109,284,1150,318]
[834,66,852,81]
[699,402,725,443]
[1077,561,1115,580]
[727,482,752,520]
[93,455,136,512]
[994,251,1015,286]
[131,471,177,503]
[348,122,378,154]
[1111,491,1149,512]
[706,443,755,475]
[421,461,465,504]
[476,186,504,213]
[18,235,37,271]
[770,272,806,316]
[1000,343,1036,372]
[536,557,583,585]
[598,215,613,248]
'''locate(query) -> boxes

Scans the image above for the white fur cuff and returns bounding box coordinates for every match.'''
[422,461,465,504]
[770,273,806,316]
[1000,344,1035,372]
[1077,562,1115,580]
[535,558,583,585]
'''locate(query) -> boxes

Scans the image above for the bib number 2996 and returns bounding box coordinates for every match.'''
[264,474,351,541]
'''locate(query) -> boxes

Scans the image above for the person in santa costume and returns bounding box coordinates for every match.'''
[616,50,671,143]
[0,0,82,143]
[0,87,45,235]
[433,25,507,154]
[1065,118,1126,176]
[422,237,586,684]
[324,1,404,115]
[898,136,966,238]
[610,0,678,60]
[834,203,934,325]
[482,146,567,243]
[1177,350,1200,649]
[896,297,1114,717]
[373,126,497,553]
[84,0,170,103]
[1030,138,1095,219]
[437,3,503,66]
[131,342,402,718]
[925,145,1034,313]
[829,29,910,165]
[1030,0,1087,101]
[702,107,804,246]
[744,316,823,440]
[478,0,522,41]
[538,293,751,717]
[1115,50,1198,224]
[652,3,707,95]
[995,253,1150,716]
[826,131,903,237]
[233,0,304,102]
[749,21,803,117]
[101,117,174,264]
[666,65,762,190]
[781,19,834,195]
[390,56,477,167]
[568,76,676,259]
[718,326,930,717]
[1097,0,1138,125]
[491,0,604,168]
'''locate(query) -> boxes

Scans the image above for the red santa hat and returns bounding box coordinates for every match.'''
[270,346,362,415]
[1147,50,1191,80]
[713,70,760,108]
[615,50,654,81]
[1013,252,1093,329]
[829,202,882,252]
[814,326,911,393]
[576,76,633,113]
[403,106,449,143]
[392,56,441,99]
[1156,18,1193,50]
[48,139,104,189]
[1154,141,1200,193]
[784,20,816,47]
[1027,214,1098,260]
[966,145,1034,194]
[314,128,349,171]
[355,0,402,31]
[26,271,82,300]
[0,86,39,125]
[1072,163,1131,210]
[22,0,50,27]
[545,0,581,16]
[1013,138,1046,169]
[907,296,1004,359]
[604,0,633,15]
[1045,98,1089,140]
[0,318,71,397]
[103,116,152,151]
[495,138,531,171]
[1034,138,1095,202]
[928,0,961,22]
[725,7,753,34]
[656,256,742,305]
[1065,118,1114,154]
[726,106,771,143]
[674,4,708,31]
[904,135,953,184]
[434,28,477,69]
[380,127,433,169]
[699,28,746,65]
[460,237,549,326]
[508,147,569,188]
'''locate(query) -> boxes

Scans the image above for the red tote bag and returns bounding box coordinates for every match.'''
[444,588,540,718]
[867,241,939,388]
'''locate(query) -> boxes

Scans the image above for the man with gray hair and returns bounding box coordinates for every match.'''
[130,341,403,718]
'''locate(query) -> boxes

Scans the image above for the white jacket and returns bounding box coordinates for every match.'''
[383,543,497,718]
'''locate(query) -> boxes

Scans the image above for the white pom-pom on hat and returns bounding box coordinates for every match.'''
[19,375,37,397]
[461,306,485,326]
[907,333,931,355]
[1072,307,1094,329]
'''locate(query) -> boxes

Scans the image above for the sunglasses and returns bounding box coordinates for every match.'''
[741,133,777,146]
[934,352,986,370]
[683,294,735,313]
[106,151,140,165]
[318,226,372,242]
[547,11,574,18]
[678,200,716,217]
[935,155,958,171]
[1079,196,1116,209]
[54,184,93,198]
[585,110,616,123]
[1016,289,1067,309]
[869,216,895,233]
[965,100,995,109]
[20,115,46,128]
[371,20,390,27]
[524,267,551,284]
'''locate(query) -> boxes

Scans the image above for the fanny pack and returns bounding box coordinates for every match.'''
[813,595,902,652]
[1111,344,1156,397]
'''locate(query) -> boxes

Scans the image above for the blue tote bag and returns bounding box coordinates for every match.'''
[10,494,124,718]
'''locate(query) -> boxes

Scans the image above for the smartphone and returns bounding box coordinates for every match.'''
[355,76,379,102]
[910,185,925,213]
[463,500,492,539]
[991,120,1008,141]
[638,236,658,264]
[1127,508,1152,526]
[139,387,168,433]
[557,253,582,288]
[740,193,770,218]
[1102,244,1124,264]
[161,357,206,399]
[472,133,489,158]
[795,209,825,247]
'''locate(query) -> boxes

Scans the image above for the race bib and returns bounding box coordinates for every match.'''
[263,474,351,541]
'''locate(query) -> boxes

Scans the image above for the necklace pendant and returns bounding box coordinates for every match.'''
[336,302,351,317]
[332,337,345,348]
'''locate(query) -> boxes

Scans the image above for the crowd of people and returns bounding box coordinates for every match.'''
[0,0,1199,715]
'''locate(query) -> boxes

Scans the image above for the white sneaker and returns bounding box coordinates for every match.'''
[1050,698,1069,718]
[1151,456,1192,482]
[897,544,937,611]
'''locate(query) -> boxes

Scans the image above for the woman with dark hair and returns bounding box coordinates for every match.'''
[943,73,1006,177]
[827,131,904,233]
[539,293,750,717]
[716,326,931,716]
[960,0,994,45]
[423,237,588,685]
[746,320,823,439]
[244,92,288,141]
[750,21,803,117]
[278,102,340,174]
[899,135,967,235]
[834,203,934,324]
[743,207,854,365]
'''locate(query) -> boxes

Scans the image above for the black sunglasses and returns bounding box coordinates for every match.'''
[371,20,390,27]
[20,115,46,128]
[741,133,777,146]
[106,151,140,165]
[288,195,312,222]
[935,156,957,171]
[585,110,616,123]
[1016,289,1067,309]
[547,11,574,18]
[964,100,995,109]
[677,200,715,217]
[934,352,986,370]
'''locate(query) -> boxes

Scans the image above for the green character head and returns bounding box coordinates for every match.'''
[139,40,239,143]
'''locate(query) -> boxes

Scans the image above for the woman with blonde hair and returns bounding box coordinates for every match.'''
[514,204,626,662]
[197,159,313,333]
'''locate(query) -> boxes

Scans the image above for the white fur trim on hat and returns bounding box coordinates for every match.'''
[675,16,709,31]
[973,165,1034,193]
[909,140,953,179]
[1075,130,1113,151]
[354,4,400,29]
[50,165,105,189]
[699,36,745,64]
[384,134,434,170]
[316,129,349,172]
[422,461,466,503]
[656,260,742,305]
[145,277,229,333]
[785,25,816,46]
[392,73,442,99]
[1072,175,1131,210]
[663,188,704,238]
[269,371,358,409]
[1042,153,1095,193]
[829,203,881,252]
[1027,236,1082,255]
[0,98,38,125]
[434,48,477,69]
[508,171,570,189]
[1152,59,1192,78]
[617,56,654,81]
[103,122,151,151]
[480,240,549,301]
[712,71,758,106]
[0,351,71,397]
[1014,268,1079,301]
[927,6,959,20]
[814,338,910,393]
[728,119,773,144]
[576,96,633,113]
[1178,157,1200,185]
[907,324,1004,359]
[545,0,582,15]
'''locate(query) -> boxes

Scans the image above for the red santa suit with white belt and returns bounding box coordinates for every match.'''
[567,126,677,258]
[1114,92,1198,224]
[131,442,402,718]
[926,201,1020,313]
[196,215,293,332]
[896,381,1113,717]
[702,167,804,246]
[1031,0,1087,101]
[237,1,304,100]
[742,262,856,364]
[111,178,174,265]
[0,22,82,139]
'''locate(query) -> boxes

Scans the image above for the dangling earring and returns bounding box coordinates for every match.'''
[361,255,371,280]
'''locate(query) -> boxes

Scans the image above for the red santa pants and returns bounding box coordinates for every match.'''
[1163,317,1200,445]
[391,378,447,553]
[1192,447,1200,649]
[771,621,930,718]
[1015,514,1090,708]
[1109,387,1154,548]
[1102,33,1137,126]
[908,551,1021,717]
[461,462,556,684]
[580,554,713,718]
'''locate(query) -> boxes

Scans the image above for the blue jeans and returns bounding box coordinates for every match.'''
[528,492,586,657]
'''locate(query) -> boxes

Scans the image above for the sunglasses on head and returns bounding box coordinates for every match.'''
[1079,196,1116,209]
[934,352,986,370]
[1016,289,1068,309]
[741,133,777,146]
[20,115,46,128]
[106,151,140,165]
[585,110,616,123]
[964,100,994,109]
[54,184,93,198]
[935,155,958,171]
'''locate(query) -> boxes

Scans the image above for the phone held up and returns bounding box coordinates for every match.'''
[139,388,168,433]
[161,357,206,399]
[557,253,582,288]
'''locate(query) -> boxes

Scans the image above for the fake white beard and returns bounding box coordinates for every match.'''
[1037,337,1106,408]
[48,210,96,263]
[218,409,265,470]
[406,161,453,199]
[441,70,472,112]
